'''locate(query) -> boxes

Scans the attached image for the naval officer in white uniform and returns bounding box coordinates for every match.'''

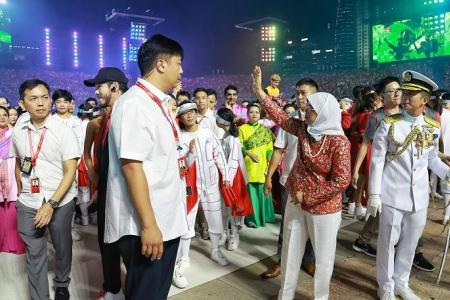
[368,70,450,300]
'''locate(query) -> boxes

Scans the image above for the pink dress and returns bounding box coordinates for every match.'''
[0,127,25,254]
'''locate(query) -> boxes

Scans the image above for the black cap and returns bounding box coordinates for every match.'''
[84,67,128,87]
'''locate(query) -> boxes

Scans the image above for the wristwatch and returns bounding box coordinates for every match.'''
[47,199,60,209]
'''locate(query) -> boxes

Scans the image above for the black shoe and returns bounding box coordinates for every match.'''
[413,252,435,272]
[352,238,377,257]
[55,287,70,300]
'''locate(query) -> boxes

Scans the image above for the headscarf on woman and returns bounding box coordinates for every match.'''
[306,92,345,140]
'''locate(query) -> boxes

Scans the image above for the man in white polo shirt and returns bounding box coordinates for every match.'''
[105,34,188,300]
[11,79,79,300]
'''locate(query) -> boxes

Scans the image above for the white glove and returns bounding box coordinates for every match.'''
[367,194,382,218]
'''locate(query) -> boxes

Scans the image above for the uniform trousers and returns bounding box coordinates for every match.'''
[16,199,75,300]
[277,186,315,262]
[376,204,427,293]
[278,199,341,300]
[198,191,224,235]
[118,235,180,300]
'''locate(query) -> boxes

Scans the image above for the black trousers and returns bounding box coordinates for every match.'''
[118,235,180,300]
[97,193,122,293]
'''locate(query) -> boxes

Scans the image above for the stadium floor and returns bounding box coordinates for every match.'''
[1,204,449,300]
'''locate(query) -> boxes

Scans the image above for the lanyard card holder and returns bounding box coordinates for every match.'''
[21,157,33,175]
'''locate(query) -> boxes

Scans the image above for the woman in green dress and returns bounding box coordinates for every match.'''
[239,103,276,227]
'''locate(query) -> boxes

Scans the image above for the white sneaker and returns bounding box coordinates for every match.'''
[347,202,355,215]
[98,290,125,300]
[355,205,367,220]
[177,257,190,273]
[71,229,81,241]
[377,290,396,300]
[211,249,229,266]
[172,259,189,288]
[226,233,240,251]
[394,286,421,300]
[219,231,227,246]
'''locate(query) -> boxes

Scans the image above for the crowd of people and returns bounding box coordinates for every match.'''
[0,33,449,300]
[1,57,450,108]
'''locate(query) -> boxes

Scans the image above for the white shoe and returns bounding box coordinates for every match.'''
[71,229,81,241]
[177,257,190,273]
[98,290,125,300]
[347,202,355,215]
[377,290,395,300]
[394,286,421,300]
[211,249,229,266]
[172,259,189,289]
[226,233,240,251]
[219,231,227,246]
[355,205,367,219]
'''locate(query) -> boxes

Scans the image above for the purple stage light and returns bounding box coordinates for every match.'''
[44,28,51,66]
[98,34,104,68]
[122,37,127,70]
[73,31,79,68]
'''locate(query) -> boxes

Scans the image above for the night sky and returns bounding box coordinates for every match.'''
[6,0,337,75]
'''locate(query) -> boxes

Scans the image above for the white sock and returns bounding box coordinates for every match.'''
[210,232,220,251]
[430,173,438,194]
[179,238,192,259]
[229,216,238,235]
[79,202,88,218]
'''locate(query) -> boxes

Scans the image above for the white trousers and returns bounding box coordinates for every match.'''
[376,205,427,293]
[278,199,341,300]
[182,191,224,239]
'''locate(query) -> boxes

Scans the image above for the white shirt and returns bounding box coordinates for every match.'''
[370,112,450,212]
[10,115,80,209]
[54,114,84,155]
[221,134,248,183]
[198,109,224,139]
[441,109,450,193]
[105,78,188,243]
[274,128,298,186]
[180,127,228,194]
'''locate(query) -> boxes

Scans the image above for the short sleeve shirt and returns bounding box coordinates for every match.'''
[274,129,298,186]
[105,78,188,243]
[10,115,80,209]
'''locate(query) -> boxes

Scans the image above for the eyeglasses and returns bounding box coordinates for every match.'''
[383,89,402,95]
[183,110,196,116]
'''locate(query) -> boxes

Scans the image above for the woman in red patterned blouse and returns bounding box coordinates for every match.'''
[252,66,351,300]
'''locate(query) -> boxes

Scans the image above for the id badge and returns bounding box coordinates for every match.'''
[178,157,187,178]
[31,178,40,193]
[21,157,33,175]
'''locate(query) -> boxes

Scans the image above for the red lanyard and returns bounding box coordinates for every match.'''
[28,128,47,166]
[136,81,180,147]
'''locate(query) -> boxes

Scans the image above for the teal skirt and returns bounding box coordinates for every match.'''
[245,183,276,228]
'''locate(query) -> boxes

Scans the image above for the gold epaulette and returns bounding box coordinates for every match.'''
[383,113,403,124]
[424,115,441,129]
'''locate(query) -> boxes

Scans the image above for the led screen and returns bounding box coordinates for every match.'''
[373,12,450,63]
